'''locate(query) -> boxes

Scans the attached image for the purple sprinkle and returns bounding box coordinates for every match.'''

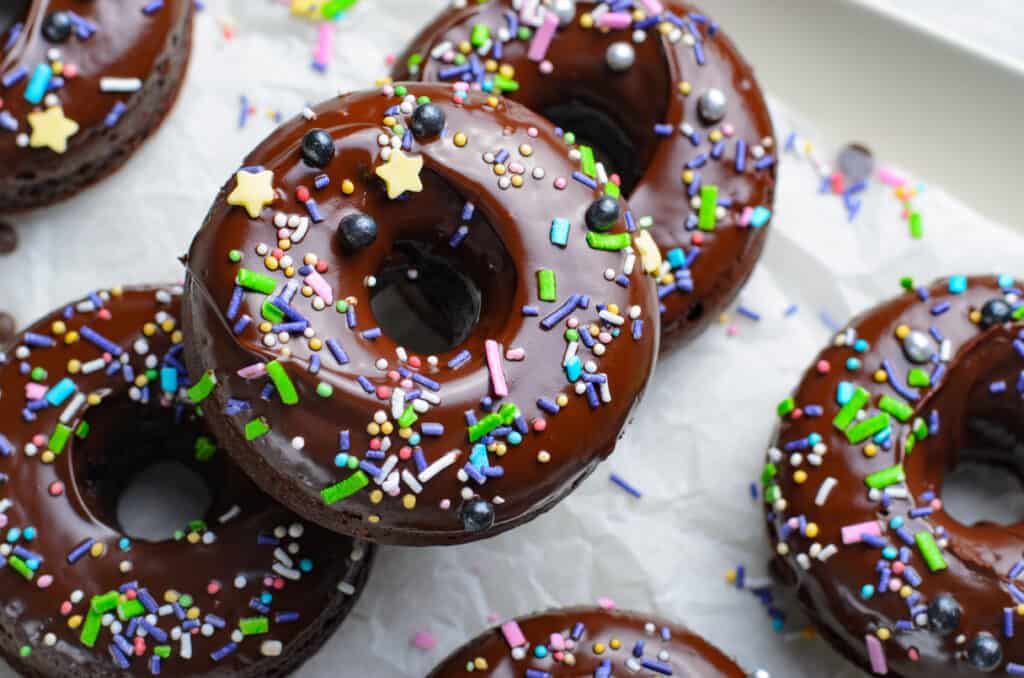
[420,422,444,436]
[448,350,471,369]
[326,338,349,365]
[357,376,374,394]
[610,473,642,498]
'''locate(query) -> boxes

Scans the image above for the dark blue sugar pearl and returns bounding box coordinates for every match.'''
[300,128,335,169]
[410,103,446,138]
[585,197,620,232]
[42,12,73,43]
[336,212,378,253]
[460,499,495,532]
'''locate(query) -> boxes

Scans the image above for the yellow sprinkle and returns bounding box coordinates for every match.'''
[511,175,524,188]
[458,41,471,54]
[899,585,913,599]
[679,81,692,95]
[709,130,723,143]
[484,59,498,73]
[609,639,621,650]
[369,490,383,504]
[342,179,355,194]
[87,393,102,406]
[607,304,619,315]
[259,322,273,334]
[555,394,569,407]
[864,444,879,458]
[41,451,55,464]
[793,470,808,484]
[66,360,81,374]
[264,256,279,271]
[876,628,891,641]
[579,13,594,28]
[381,422,394,435]
[283,266,295,278]
[171,330,184,345]
[453,132,468,147]
[111,287,123,297]
[493,163,506,176]
[495,443,507,456]
[367,515,380,524]
[309,338,323,351]
[1016,604,1024,616]
[187,607,201,620]
[303,254,318,266]
[473,657,488,670]
[301,286,314,298]
[383,116,397,127]
[278,239,291,252]
[873,370,888,383]
[187,532,200,544]
[519,144,533,157]
[894,324,910,339]
[403,494,417,510]
[399,427,412,439]
[90,543,106,558]
[486,96,500,108]
[51,321,66,335]
[593,643,605,655]
[537,450,551,463]
[160,319,176,333]
[143,323,157,337]
[67,615,82,629]
[64,331,79,345]
[658,21,673,35]
[164,591,179,603]
[367,422,380,436]
[681,170,694,184]
[969,309,981,324]
[498,64,515,78]
[805,523,819,538]
[725,569,737,584]
[134,375,148,388]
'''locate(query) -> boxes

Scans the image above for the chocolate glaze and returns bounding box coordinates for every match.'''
[764,276,1024,675]
[183,84,659,545]
[426,606,748,677]
[0,0,192,210]
[394,0,777,349]
[0,286,375,677]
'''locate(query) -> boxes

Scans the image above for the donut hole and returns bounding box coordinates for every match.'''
[543,101,643,196]
[0,0,29,37]
[941,416,1024,527]
[71,396,223,543]
[370,240,484,355]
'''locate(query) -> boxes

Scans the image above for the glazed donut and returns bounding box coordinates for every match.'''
[394,0,777,348]
[0,0,192,210]
[425,606,760,676]
[763,275,1024,675]
[182,83,659,545]
[0,285,374,676]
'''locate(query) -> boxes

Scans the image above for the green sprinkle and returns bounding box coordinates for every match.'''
[846,412,890,444]
[776,398,795,417]
[186,370,217,404]
[698,184,718,231]
[604,182,621,198]
[470,23,490,47]
[864,464,904,489]
[1014,305,1024,321]
[398,405,418,429]
[904,433,916,455]
[245,417,270,441]
[915,531,947,572]
[586,231,631,251]
[321,0,358,18]
[154,646,172,659]
[517,25,532,40]
[18,646,30,658]
[335,300,349,313]
[178,594,194,608]
[833,387,870,430]
[563,131,576,145]
[878,395,913,422]
[909,212,923,239]
[907,368,930,388]
[468,412,502,442]
[117,598,145,621]
[91,591,119,614]
[261,300,285,323]
[761,462,778,486]
[498,403,518,425]
[391,124,405,136]
[900,276,914,290]
[236,268,277,295]
[580,145,596,177]
[187,521,206,534]
[321,471,370,505]
[240,617,269,636]
[228,249,242,263]
[195,436,218,462]
[30,366,46,382]
[8,555,33,580]
[48,423,72,455]
[266,360,299,406]
[316,383,334,398]
[565,328,579,342]
[912,417,929,439]
[75,421,90,439]
[80,610,102,647]
[494,75,519,92]
[394,85,407,97]
[764,484,781,504]
[537,269,557,302]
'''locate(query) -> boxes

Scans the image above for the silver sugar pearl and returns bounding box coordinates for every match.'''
[902,330,933,364]
[549,0,577,26]
[698,88,729,123]
[605,41,636,72]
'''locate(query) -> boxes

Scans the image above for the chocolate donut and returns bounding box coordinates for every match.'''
[762,275,1024,675]
[426,606,761,676]
[394,0,777,348]
[182,83,659,545]
[0,0,192,210]
[0,285,375,676]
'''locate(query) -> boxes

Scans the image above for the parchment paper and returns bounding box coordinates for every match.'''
[4,2,1024,676]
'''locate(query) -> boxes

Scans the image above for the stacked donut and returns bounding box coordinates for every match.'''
[0,1,786,676]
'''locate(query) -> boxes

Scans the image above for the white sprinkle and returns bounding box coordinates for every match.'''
[272,563,301,581]
[402,469,423,494]
[59,393,86,424]
[418,450,458,483]
[796,553,811,570]
[598,310,624,326]
[817,544,838,561]
[815,477,838,506]
[274,548,293,569]
[218,505,241,524]
[180,633,192,659]
[261,640,283,657]
[99,77,143,93]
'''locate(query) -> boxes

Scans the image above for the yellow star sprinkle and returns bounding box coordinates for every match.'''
[227,170,276,219]
[374,149,424,199]
[27,106,79,154]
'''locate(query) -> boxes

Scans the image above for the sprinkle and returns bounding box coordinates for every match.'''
[265,361,298,405]
[698,185,718,230]
[841,521,881,545]
[586,232,631,251]
[915,531,947,572]
[865,464,904,489]
[537,269,557,301]
[236,268,277,294]
[321,471,370,504]
[610,473,642,498]
[814,477,838,506]
[99,77,143,93]
[526,10,558,62]
[484,339,509,397]
[187,370,217,403]
[865,635,887,675]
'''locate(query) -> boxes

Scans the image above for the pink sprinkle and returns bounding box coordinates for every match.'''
[597,597,616,610]
[554,177,568,190]
[63,63,78,78]
[37,575,53,589]
[454,81,469,91]
[25,383,46,400]
[98,309,112,320]
[878,166,907,187]
[32,434,46,447]
[539,60,554,74]
[60,601,72,615]
[739,206,754,226]
[721,123,735,137]
[549,633,566,651]
[726,325,738,336]
[841,520,881,545]
[640,0,665,13]
[527,127,539,137]
[527,11,559,63]
[385,54,395,66]
[413,631,437,650]
[865,634,888,674]
[439,499,451,510]
[277,228,290,239]
[501,621,527,648]
[533,418,546,432]
[314,23,332,66]
[305,271,334,304]
[505,347,526,361]
[237,363,267,379]
[484,339,509,397]
[207,581,221,595]
[598,11,632,29]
